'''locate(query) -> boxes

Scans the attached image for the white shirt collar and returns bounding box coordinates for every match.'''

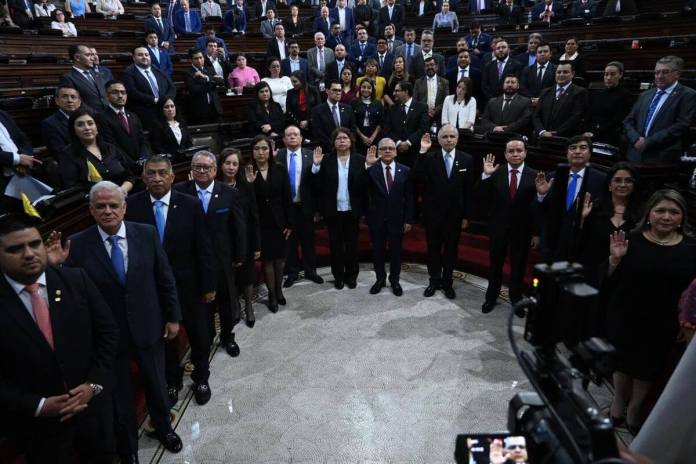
[570,166,586,178]
[98,222,127,242]
[5,272,47,296]
[109,104,125,114]
[508,162,524,173]
[441,148,454,157]
[196,180,215,195]
[150,189,172,206]
[381,160,394,169]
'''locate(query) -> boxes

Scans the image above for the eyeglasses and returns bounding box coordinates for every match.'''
[191,165,213,172]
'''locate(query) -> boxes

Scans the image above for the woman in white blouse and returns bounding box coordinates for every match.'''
[441,77,476,131]
[150,98,192,158]
[95,0,124,19]
[34,0,56,17]
[261,57,293,113]
[50,9,77,37]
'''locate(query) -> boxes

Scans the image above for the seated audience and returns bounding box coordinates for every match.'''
[262,57,294,112]
[146,30,173,78]
[249,81,284,137]
[149,97,192,158]
[64,0,89,18]
[225,0,248,33]
[173,0,201,35]
[604,0,638,15]
[571,0,598,19]
[50,9,77,37]
[532,62,589,139]
[33,0,55,17]
[184,48,223,125]
[478,75,532,135]
[356,59,387,102]
[583,61,633,147]
[42,84,81,160]
[200,0,222,19]
[228,53,261,91]
[284,4,303,37]
[286,70,321,136]
[441,78,476,132]
[557,37,586,78]
[352,78,384,153]
[432,1,458,32]
[58,108,134,192]
[95,0,123,19]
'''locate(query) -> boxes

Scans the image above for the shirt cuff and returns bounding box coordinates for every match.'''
[12,153,20,165]
[537,192,548,202]
[311,164,321,174]
[481,173,491,180]
[34,397,46,417]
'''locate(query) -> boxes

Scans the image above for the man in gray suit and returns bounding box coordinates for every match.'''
[413,57,449,122]
[478,75,532,135]
[60,44,109,112]
[623,55,696,164]
[307,32,335,87]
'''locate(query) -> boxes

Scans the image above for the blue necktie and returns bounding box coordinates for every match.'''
[185,12,191,31]
[445,153,452,178]
[154,200,165,242]
[289,152,297,200]
[566,173,579,210]
[198,189,209,213]
[144,70,159,99]
[108,236,126,286]
[643,90,666,136]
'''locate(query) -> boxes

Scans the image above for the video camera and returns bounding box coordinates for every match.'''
[456,262,629,464]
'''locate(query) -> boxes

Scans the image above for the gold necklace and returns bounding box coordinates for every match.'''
[646,230,677,245]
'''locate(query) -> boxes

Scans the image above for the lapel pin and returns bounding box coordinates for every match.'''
[172,204,178,209]
[55,290,61,296]
[214,194,219,198]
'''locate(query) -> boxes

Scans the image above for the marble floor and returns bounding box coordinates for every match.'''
[138,263,614,464]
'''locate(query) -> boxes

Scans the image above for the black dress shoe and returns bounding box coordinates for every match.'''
[369,279,386,294]
[443,286,456,299]
[283,274,298,288]
[277,296,287,305]
[167,386,179,407]
[423,285,437,297]
[391,282,403,296]
[346,280,357,289]
[306,272,324,284]
[268,302,279,313]
[192,381,212,405]
[245,302,255,328]
[481,300,496,314]
[119,453,140,464]
[334,280,344,289]
[154,430,183,453]
[223,334,240,357]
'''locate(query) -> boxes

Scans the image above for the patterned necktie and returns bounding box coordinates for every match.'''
[154,200,166,242]
[118,110,130,134]
[289,152,297,199]
[385,165,393,193]
[444,153,453,178]
[459,68,466,82]
[144,70,159,98]
[556,85,565,100]
[108,235,127,285]
[198,189,209,213]
[24,283,54,349]
[497,60,504,79]
[509,169,518,199]
[566,173,579,210]
[643,90,666,136]
[537,64,545,84]
[332,104,340,127]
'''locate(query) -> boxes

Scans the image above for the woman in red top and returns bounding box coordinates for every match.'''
[286,70,320,138]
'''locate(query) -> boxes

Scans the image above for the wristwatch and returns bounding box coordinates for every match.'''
[88,383,103,396]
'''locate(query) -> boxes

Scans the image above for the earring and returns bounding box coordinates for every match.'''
[646,220,650,225]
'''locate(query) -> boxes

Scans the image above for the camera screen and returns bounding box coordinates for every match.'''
[456,434,528,464]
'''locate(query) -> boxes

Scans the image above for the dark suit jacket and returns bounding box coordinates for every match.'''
[148,46,173,78]
[0,110,32,169]
[482,58,522,101]
[324,60,354,86]
[349,41,377,73]
[533,84,589,137]
[468,0,492,13]
[223,6,248,32]
[383,99,430,148]
[411,0,435,16]
[312,152,367,219]
[0,267,118,421]
[465,32,493,54]
[411,149,473,225]
[623,83,696,164]
[8,0,33,28]
[603,0,637,15]
[479,164,539,238]
[41,111,70,160]
[478,94,532,134]
[446,66,482,97]
[410,52,446,79]
[173,9,202,34]
[310,102,355,151]
[125,189,216,307]
[144,15,175,46]
[531,0,564,21]
[59,68,109,112]
[497,2,524,24]
[249,101,285,135]
[571,0,597,18]
[251,163,294,229]
[267,38,289,60]
[277,147,317,217]
[149,120,193,157]
[330,6,355,41]
[365,162,414,233]
[281,57,309,80]
[312,16,332,36]
[286,86,321,128]
[95,108,152,165]
[195,36,229,58]
[378,5,404,34]
[184,65,223,123]
[253,0,276,19]
[519,62,557,98]
[413,75,449,117]
[372,52,394,78]
[65,222,181,349]
[122,64,177,130]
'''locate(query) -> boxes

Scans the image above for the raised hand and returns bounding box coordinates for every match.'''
[313,146,324,165]
[245,164,258,183]
[535,172,553,195]
[482,153,499,176]
[609,230,629,262]
[366,145,378,165]
[420,132,432,152]
[45,231,70,266]
[581,192,593,219]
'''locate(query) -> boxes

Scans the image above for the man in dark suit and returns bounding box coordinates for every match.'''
[184,48,223,125]
[41,84,81,160]
[478,75,533,135]
[413,126,473,299]
[382,80,430,167]
[623,55,696,164]
[365,138,414,296]
[224,0,248,33]
[382,23,403,54]
[410,30,446,79]
[354,0,377,37]
[122,46,177,131]
[378,0,404,35]
[254,0,276,19]
[313,7,332,37]
[393,28,422,73]
[512,33,543,69]
[8,0,34,28]
[571,0,598,19]
[519,42,556,101]
[204,40,234,86]
[174,151,247,358]
[324,44,352,86]
[330,0,355,43]
[144,3,175,52]
[60,44,109,112]
[146,30,174,78]
[96,80,152,168]
[325,22,345,50]
[603,0,637,15]
[446,49,483,102]
[277,126,324,288]
[535,135,607,262]
[533,62,589,139]
[532,0,564,23]
[311,80,355,151]
[469,0,492,14]
[349,26,377,74]
[372,37,395,78]
[266,22,289,60]
[48,181,183,462]
[0,214,119,464]
[173,0,202,34]
[465,21,492,59]
[90,48,114,83]
[413,57,449,122]
[282,40,310,80]
[126,156,216,406]
[479,139,539,313]
[481,39,522,102]
[497,0,524,25]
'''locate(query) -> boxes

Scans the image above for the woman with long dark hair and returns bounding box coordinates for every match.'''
[351,78,384,154]
[218,148,261,327]
[286,70,320,136]
[339,67,357,104]
[384,55,413,108]
[149,97,192,159]
[441,77,476,132]
[248,81,285,137]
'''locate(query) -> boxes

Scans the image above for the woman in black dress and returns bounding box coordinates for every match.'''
[59,107,134,192]
[218,148,261,327]
[248,81,284,137]
[286,70,320,138]
[583,62,633,147]
[351,78,384,154]
[283,5,304,37]
[383,55,414,108]
[149,97,193,159]
[605,189,696,432]
[250,135,293,313]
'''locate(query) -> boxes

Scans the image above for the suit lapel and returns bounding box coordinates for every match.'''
[125,223,139,285]
[371,164,388,195]
[0,277,54,352]
[163,191,180,242]
[45,268,67,352]
[88,226,121,283]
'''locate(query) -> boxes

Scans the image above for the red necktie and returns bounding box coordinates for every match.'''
[25,283,54,349]
[385,165,393,193]
[544,5,551,22]
[118,111,130,134]
[509,169,518,199]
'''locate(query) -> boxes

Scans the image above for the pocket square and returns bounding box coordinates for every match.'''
[215,208,230,213]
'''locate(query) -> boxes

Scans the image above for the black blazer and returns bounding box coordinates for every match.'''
[311,152,368,219]
[57,142,134,190]
[149,120,193,157]
[122,64,177,130]
[41,111,71,160]
[446,66,482,98]
[125,189,216,307]
[60,68,109,112]
[382,100,430,148]
[252,163,294,229]
[267,38,289,61]
[0,266,118,421]
[249,101,285,135]
[378,4,404,34]
[310,102,355,151]
[95,108,152,165]
[65,222,181,349]
[351,99,384,138]
[183,65,223,123]
[324,60,354,86]
[231,180,262,254]
[481,58,522,101]
[519,62,557,98]
[533,84,589,137]
[276,147,317,218]
[284,16,304,36]
[479,164,539,238]
[411,149,473,225]
[254,0,276,19]
[286,86,321,127]
[478,94,533,135]
[144,15,175,46]
[365,161,414,233]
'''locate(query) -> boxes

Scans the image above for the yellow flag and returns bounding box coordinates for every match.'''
[87,160,103,183]
[21,193,42,220]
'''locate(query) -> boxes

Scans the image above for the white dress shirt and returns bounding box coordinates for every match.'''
[426,75,438,108]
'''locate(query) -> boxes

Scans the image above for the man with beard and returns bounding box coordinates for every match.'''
[479,75,532,135]
[413,57,449,122]
[481,39,521,102]
[533,62,588,139]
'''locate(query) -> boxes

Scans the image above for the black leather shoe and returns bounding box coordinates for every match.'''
[245,302,255,328]
[423,285,437,297]
[346,280,357,289]
[443,286,456,300]
[223,334,240,357]
[268,303,279,313]
[167,386,179,407]
[119,453,140,464]
[192,381,212,405]
[307,272,324,284]
[283,274,298,288]
[156,431,183,453]
[370,279,386,294]
[391,282,403,296]
[277,296,287,305]
[334,280,344,289]
[481,300,496,314]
